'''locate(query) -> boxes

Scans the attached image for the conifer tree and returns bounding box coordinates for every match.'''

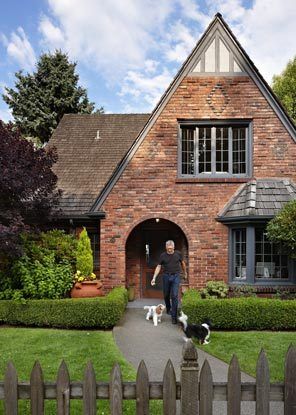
[3,50,96,144]
[76,228,93,277]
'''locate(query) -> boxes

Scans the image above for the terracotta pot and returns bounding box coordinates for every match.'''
[70,279,103,298]
[127,286,135,301]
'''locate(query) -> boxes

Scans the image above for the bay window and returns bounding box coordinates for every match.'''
[230,225,295,284]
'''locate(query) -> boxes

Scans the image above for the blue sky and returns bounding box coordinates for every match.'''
[0,0,295,121]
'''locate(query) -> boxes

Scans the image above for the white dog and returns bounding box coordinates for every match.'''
[144,304,166,326]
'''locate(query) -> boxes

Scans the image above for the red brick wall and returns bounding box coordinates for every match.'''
[99,76,296,293]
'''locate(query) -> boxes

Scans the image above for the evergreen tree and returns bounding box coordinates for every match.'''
[76,228,93,277]
[272,56,296,124]
[0,122,60,257]
[3,50,96,144]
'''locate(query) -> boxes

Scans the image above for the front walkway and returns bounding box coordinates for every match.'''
[113,299,283,414]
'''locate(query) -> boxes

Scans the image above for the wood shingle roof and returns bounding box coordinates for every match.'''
[49,113,150,216]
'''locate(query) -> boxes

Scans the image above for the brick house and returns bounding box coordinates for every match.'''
[49,14,296,298]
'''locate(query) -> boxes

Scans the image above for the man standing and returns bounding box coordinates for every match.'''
[151,240,187,324]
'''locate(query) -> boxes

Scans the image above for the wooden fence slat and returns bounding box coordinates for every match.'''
[30,361,44,415]
[227,354,241,415]
[163,359,176,415]
[110,363,123,415]
[136,360,149,415]
[199,359,213,415]
[83,361,96,415]
[180,339,199,415]
[256,349,270,415]
[284,345,296,415]
[57,360,70,415]
[4,361,18,415]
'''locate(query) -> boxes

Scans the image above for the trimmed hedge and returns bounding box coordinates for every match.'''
[0,287,127,329]
[182,290,296,330]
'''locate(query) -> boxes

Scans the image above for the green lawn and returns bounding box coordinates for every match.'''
[1,328,295,414]
[0,327,162,415]
[197,331,296,382]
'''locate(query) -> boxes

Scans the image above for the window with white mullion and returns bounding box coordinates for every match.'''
[216,127,229,173]
[228,127,233,174]
[181,127,195,175]
[198,127,212,173]
[195,127,199,176]
[180,122,250,178]
[233,228,246,279]
[211,127,216,174]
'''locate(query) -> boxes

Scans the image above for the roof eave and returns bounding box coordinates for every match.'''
[216,215,274,224]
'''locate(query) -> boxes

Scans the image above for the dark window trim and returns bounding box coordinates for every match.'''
[85,226,100,270]
[228,223,296,285]
[178,119,253,179]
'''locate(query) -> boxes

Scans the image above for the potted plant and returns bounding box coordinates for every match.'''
[70,228,103,298]
[127,283,135,301]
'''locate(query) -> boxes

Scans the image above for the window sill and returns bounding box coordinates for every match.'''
[176,177,251,184]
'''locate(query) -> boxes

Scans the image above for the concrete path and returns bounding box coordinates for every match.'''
[114,299,283,414]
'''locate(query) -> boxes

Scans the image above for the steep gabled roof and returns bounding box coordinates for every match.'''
[217,179,296,222]
[91,13,296,212]
[49,113,150,216]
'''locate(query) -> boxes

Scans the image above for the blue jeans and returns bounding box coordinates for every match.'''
[163,273,180,320]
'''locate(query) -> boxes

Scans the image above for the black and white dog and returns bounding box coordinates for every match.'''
[178,311,211,344]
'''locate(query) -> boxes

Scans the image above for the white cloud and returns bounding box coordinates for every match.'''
[119,66,173,111]
[240,0,296,82]
[40,0,174,79]
[179,0,211,26]
[165,20,198,63]
[1,27,36,71]
[37,0,295,112]
[39,15,65,49]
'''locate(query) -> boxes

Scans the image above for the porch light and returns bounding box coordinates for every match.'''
[156,218,160,223]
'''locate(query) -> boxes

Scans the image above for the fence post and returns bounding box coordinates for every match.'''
[180,340,199,415]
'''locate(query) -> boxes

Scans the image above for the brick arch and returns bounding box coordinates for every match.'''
[123,214,191,249]
[124,216,191,298]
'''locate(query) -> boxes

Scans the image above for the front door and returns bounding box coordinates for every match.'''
[141,230,169,298]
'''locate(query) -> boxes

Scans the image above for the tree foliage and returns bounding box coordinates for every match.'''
[266,200,296,258]
[0,122,60,257]
[272,56,296,124]
[3,50,96,143]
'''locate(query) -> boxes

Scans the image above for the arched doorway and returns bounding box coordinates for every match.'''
[125,218,188,298]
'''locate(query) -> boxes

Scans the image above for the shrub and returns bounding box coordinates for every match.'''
[182,289,296,330]
[273,287,296,300]
[0,230,76,299]
[12,253,73,299]
[199,280,228,299]
[0,287,128,329]
[38,229,77,269]
[230,284,256,298]
[76,228,93,277]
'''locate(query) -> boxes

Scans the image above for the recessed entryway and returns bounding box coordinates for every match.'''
[125,218,188,298]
